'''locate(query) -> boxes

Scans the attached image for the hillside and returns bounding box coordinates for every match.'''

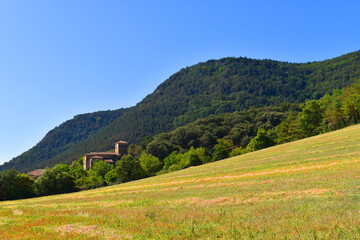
[2,50,360,172]
[1,124,359,239]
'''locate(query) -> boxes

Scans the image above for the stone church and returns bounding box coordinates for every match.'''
[83,140,128,170]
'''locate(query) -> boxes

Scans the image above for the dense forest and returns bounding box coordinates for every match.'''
[1,50,360,173]
[143,105,298,159]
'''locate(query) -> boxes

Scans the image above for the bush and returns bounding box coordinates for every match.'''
[76,175,104,189]
[155,169,168,175]
[229,147,244,157]
[168,164,182,172]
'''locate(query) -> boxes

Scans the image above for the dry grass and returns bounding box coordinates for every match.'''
[1,124,360,239]
[54,224,131,240]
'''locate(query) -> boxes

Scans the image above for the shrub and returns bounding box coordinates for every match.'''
[229,147,244,157]
[168,164,182,172]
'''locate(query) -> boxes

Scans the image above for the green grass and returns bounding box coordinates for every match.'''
[1,125,360,239]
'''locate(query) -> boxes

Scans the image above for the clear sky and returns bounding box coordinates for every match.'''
[0,0,360,165]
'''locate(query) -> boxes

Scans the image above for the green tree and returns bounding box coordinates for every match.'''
[247,128,274,151]
[0,170,18,200]
[216,139,233,149]
[212,139,233,161]
[77,156,84,166]
[179,147,211,168]
[140,136,154,150]
[229,146,246,157]
[299,100,324,136]
[212,145,229,162]
[274,112,303,144]
[0,170,35,200]
[180,147,200,168]
[163,151,183,170]
[128,144,141,157]
[90,161,113,180]
[69,160,88,179]
[34,165,76,196]
[139,153,162,176]
[170,127,202,149]
[104,168,125,185]
[116,155,145,181]
[323,99,345,131]
[199,132,217,148]
[76,175,104,189]
[9,173,34,199]
[146,139,176,159]
[342,84,360,124]
[194,147,211,164]
[54,164,71,173]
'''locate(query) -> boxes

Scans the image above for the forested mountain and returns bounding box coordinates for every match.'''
[1,50,360,172]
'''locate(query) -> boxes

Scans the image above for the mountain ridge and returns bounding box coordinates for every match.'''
[1,50,360,172]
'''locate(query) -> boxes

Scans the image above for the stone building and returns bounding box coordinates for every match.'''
[83,141,128,170]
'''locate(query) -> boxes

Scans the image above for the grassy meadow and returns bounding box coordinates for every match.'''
[1,125,360,239]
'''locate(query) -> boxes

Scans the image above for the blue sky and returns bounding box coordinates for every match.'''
[0,0,360,165]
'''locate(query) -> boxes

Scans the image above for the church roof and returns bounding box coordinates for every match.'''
[27,169,46,179]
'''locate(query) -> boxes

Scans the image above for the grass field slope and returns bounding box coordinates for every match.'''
[1,125,360,239]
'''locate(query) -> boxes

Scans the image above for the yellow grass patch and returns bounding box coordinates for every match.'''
[55,224,99,235]
[54,224,132,240]
[11,209,23,215]
[176,188,330,206]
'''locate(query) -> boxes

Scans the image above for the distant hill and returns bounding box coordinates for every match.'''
[1,50,360,172]
[0,109,126,172]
